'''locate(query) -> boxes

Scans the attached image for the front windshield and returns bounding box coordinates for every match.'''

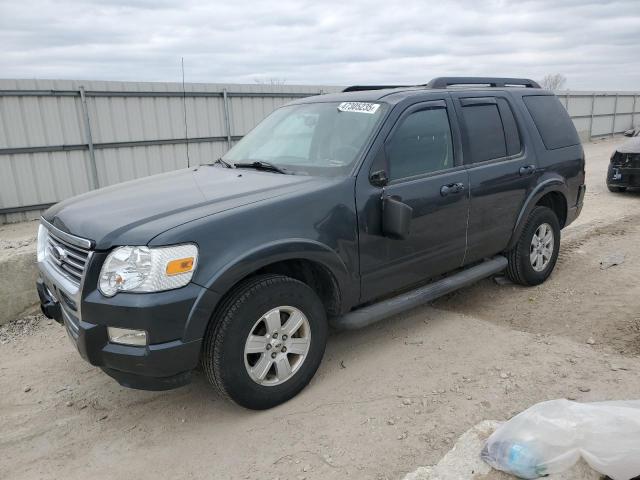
[222,101,388,176]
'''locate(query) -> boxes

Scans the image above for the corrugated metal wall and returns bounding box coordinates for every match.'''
[1,80,638,224]
[0,79,341,223]
[556,91,639,140]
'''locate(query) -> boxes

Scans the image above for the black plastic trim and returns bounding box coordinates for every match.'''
[428,77,541,89]
[102,367,192,391]
[330,256,508,330]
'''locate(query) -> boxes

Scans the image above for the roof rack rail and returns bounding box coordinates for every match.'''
[426,77,540,89]
[342,85,411,92]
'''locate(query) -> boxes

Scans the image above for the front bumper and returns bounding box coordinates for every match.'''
[37,277,203,390]
[36,240,218,391]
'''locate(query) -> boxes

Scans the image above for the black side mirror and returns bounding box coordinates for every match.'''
[382,195,413,239]
[370,170,389,187]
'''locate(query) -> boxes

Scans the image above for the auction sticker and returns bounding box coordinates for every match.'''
[338,102,380,114]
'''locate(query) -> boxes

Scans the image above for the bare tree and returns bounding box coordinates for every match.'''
[254,78,287,86]
[539,73,567,91]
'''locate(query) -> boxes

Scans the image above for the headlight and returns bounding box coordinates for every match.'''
[37,224,49,262]
[98,244,198,297]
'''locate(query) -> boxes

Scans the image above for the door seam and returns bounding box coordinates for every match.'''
[460,171,471,267]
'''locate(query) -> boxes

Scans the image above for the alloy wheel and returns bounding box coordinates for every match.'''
[530,222,554,272]
[243,306,311,386]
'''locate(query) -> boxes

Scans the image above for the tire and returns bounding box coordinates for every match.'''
[506,206,561,286]
[202,274,328,410]
[608,185,627,193]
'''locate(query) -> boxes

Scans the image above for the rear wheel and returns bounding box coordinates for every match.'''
[202,274,328,409]
[607,185,627,193]
[506,206,560,286]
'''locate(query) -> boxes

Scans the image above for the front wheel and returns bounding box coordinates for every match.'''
[202,274,328,409]
[506,206,561,286]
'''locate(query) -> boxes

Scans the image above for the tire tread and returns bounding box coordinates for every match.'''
[202,274,324,407]
[203,274,290,402]
[506,206,559,286]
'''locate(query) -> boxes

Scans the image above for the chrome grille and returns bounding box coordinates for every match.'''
[62,308,81,339]
[46,229,91,285]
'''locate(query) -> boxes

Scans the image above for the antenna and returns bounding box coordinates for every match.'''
[181,57,191,168]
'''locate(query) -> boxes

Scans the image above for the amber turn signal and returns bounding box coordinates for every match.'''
[166,257,195,276]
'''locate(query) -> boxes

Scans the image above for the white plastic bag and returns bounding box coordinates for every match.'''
[481,399,640,479]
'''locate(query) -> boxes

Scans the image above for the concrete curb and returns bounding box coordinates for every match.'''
[0,246,39,325]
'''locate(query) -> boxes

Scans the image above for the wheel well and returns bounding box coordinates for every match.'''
[249,259,342,316]
[535,191,567,228]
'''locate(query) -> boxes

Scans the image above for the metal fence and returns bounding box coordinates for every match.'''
[1,79,638,224]
[556,91,639,141]
[0,79,341,223]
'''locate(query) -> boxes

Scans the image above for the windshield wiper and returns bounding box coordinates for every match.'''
[210,157,234,168]
[233,160,289,174]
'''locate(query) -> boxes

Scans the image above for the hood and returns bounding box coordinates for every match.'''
[44,166,320,249]
[617,137,640,154]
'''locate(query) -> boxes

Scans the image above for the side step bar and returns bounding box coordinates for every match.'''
[330,256,508,331]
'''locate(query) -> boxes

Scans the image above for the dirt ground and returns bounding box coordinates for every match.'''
[2,137,640,480]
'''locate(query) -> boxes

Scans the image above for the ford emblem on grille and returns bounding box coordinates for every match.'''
[52,245,68,262]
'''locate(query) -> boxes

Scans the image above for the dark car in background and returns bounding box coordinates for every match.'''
[36,77,585,409]
[607,132,640,193]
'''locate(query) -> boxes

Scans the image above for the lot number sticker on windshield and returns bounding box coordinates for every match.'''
[338,102,380,114]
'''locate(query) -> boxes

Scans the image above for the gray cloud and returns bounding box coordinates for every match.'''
[1,0,639,89]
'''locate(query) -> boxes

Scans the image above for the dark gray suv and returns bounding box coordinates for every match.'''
[36,77,586,409]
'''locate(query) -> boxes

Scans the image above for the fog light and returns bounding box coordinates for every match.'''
[107,327,147,346]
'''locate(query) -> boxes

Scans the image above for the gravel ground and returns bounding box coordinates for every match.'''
[1,136,639,480]
[0,314,46,345]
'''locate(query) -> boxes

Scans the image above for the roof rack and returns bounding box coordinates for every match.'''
[342,85,413,92]
[341,77,540,93]
[426,77,540,89]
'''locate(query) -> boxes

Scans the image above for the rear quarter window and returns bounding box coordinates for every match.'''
[523,95,580,150]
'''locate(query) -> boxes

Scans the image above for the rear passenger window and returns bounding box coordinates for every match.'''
[523,95,579,150]
[386,107,454,181]
[461,103,507,162]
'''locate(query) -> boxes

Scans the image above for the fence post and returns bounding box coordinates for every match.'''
[588,94,595,141]
[79,86,99,189]
[632,95,637,129]
[611,93,619,137]
[222,88,232,151]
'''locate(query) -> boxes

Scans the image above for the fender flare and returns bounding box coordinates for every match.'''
[204,238,350,294]
[182,239,353,341]
[506,178,569,250]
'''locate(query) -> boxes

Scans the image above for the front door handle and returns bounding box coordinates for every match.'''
[519,165,536,176]
[440,182,465,197]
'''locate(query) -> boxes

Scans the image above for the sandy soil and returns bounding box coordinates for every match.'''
[2,137,640,480]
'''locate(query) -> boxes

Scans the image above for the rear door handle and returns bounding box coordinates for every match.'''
[440,182,465,197]
[519,165,536,176]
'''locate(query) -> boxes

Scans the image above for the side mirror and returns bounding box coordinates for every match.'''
[370,170,389,187]
[382,195,413,239]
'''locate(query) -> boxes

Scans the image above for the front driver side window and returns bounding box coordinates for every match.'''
[386,107,454,181]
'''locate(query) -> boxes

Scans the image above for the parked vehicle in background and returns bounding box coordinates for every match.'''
[36,77,585,409]
[607,135,640,192]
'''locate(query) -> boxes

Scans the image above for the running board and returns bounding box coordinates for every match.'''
[330,255,508,331]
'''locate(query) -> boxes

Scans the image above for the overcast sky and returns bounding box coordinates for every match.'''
[1,0,639,90]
